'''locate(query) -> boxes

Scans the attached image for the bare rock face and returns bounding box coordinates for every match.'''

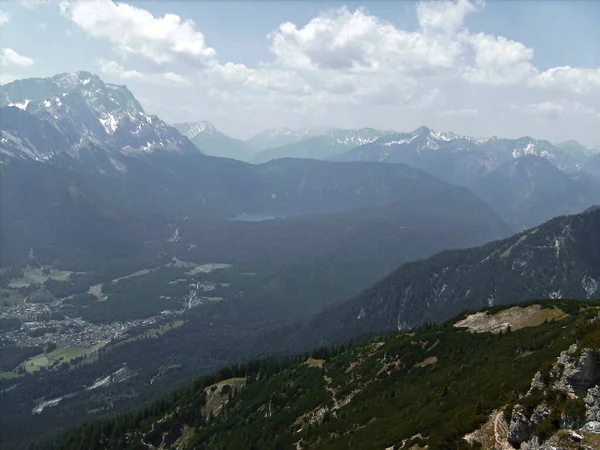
[585,385,600,422]
[507,403,551,447]
[527,371,545,394]
[550,345,600,395]
[519,435,542,449]
[507,406,533,446]
[507,346,600,447]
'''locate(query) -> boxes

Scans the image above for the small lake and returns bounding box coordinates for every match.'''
[230,213,291,222]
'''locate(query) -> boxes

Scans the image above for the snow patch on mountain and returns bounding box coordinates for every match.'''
[8,99,30,110]
[99,113,119,134]
[383,135,418,147]
[0,71,198,163]
[178,121,218,138]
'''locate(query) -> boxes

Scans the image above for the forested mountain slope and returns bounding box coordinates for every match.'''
[301,206,600,347]
[2,152,511,266]
[35,301,600,450]
[0,185,511,449]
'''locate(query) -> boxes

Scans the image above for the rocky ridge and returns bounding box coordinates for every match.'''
[469,336,600,449]
[0,71,198,164]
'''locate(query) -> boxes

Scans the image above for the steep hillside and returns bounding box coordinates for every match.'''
[302,206,600,346]
[1,159,169,268]
[0,71,198,162]
[34,301,600,450]
[173,121,257,161]
[472,155,600,229]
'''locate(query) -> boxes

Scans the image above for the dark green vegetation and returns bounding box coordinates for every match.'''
[0,169,511,448]
[300,205,600,348]
[1,152,511,267]
[33,300,600,450]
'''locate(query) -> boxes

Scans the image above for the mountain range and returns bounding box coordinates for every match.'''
[332,127,600,229]
[334,126,598,175]
[251,127,395,163]
[3,71,600,450]
[172,117,600,229]
[0,71,515,448]
[3,70,600,230]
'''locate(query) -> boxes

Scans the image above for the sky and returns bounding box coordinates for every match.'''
[0,0,599,145]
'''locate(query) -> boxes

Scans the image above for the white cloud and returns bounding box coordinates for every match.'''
[529,66,600,94]
[55,0,600,144]
[463,33,536,85]
[60,0,217,67]
[1,48,35,68]
[442,107,478,116]
[268,6,462,76]
[99,60,143,80]
[163,72,189,85]
[416,0,478,35]
[521,100,596,120]
[0,9,9,26]
[61,0,599,100]
[206,4,473,114]
[99,59,190,86]
[212,62,311,95]
[253,2,545,110]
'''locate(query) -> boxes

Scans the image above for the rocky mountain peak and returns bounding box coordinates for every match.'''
[0,72,198,163]
[174,120,219,138]
[412,125,432,136]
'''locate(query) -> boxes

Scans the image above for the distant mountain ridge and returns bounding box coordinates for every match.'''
[334,126,598,175]
[2,72,599,231]
[173,121,258,161]
[251,127,396,163]
[245,126,334,150]
[333,126,600,228]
